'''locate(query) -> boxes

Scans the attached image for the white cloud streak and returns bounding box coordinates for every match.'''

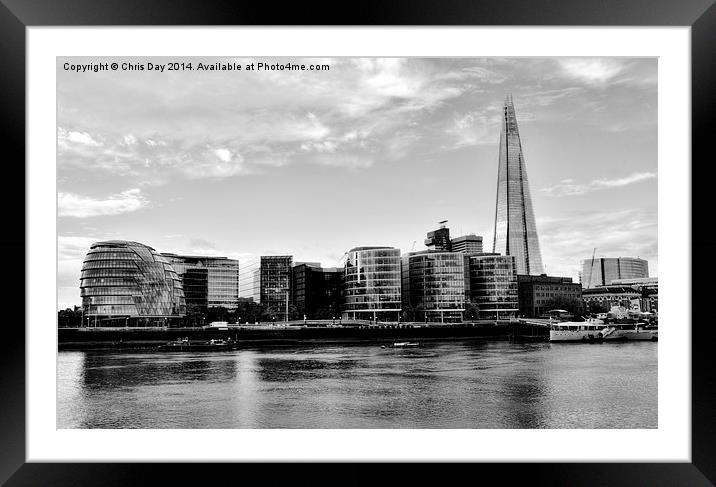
[541,172,657,197]
[58,188,148,217]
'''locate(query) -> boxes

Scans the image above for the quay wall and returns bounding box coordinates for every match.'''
[57,322,544,350]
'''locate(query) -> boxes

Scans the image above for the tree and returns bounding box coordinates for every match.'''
[464,303,480,321]
[57,308,82,328]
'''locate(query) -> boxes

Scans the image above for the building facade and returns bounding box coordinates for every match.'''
[79,240,185,326]
[424,224,452,251]
[582,285,643,314]
[609,277,657,313]
[292,262,342,319]
[517,274,584,318]
[240,256,293,314]
[493,94,544,275]
[401,250,467,323]
[466,253,519,319]
[161,254,240,309]
[451,234,483,254]
[342,246,401,321]
[581,257,649,289]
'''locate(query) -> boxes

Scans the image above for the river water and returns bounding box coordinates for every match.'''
[57,339,657,429]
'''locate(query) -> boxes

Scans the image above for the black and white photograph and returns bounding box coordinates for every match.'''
[55,56,659,430]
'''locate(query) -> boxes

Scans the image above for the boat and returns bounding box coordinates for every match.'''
[390,342,421,348]
[549,317,606,342]
[622,323,658,341]
[157,337,239,351]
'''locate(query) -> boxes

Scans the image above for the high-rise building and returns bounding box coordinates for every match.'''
[161,254,240,309]
[292,262,342,319]
[493,94,544,275]
[466,253,519,319]
[451,234,483,254]
[342,246,402,321]
[425,223,452,251]
[79,240,185,327]
[581,257,649,289]
[240,256,293,313]
[401,250,467,323]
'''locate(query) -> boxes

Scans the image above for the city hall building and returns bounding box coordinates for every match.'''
[79,240,186,327]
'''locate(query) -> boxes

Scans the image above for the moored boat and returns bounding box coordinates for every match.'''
[623,324,658,341]
[390,342,421,348]
[157,338,239,351]
[549,318,605,342]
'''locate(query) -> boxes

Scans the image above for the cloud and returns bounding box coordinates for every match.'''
[58,128,103,148]
[122,134,137,145]
[541,172,657,197]
[58,188,148,217]
[557,58,625,85]
[444,106,501,149]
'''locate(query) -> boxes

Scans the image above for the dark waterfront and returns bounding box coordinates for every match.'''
[57,339,657,429]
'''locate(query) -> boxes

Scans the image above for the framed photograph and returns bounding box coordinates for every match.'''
[5,0,713,484]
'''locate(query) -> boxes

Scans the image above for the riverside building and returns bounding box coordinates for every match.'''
[517,274,583,318]
[466,253,519,319]
[240,256,293,314]
[580,257,649,289]
[342,246,402,321]
[401,250,467,323]
[492,94,544,275]
[79,240,185,327]
[292,262,342,319]
[161,254,240,310]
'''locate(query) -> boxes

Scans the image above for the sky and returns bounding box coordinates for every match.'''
[57,57,658,310]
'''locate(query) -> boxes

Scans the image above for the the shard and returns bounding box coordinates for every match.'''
[492,94,544,275]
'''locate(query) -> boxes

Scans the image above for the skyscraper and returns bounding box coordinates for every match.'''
[493,94,544,275]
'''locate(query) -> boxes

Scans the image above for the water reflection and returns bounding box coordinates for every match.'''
[57,340,657,429]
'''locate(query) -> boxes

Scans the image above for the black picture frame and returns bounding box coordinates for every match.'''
[3,0,713,484]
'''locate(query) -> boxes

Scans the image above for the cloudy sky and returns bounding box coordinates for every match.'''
[57,57,657,309]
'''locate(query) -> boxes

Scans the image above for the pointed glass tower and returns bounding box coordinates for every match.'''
[492,94,544,275]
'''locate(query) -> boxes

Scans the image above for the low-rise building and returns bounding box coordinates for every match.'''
[582,285,642,314]
[517,274,583,318]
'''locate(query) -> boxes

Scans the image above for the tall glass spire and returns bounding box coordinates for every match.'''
[492,94,544,275]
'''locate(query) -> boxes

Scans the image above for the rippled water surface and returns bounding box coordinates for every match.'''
[57,340,657,428]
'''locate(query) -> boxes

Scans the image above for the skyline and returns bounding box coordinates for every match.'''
[57,57,658,309]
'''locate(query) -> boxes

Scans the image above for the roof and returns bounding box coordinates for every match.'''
[348,246,397,252]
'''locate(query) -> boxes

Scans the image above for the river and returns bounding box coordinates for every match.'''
[57,339,657,429]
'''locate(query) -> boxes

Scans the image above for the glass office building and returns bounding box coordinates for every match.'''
[79,240,185,326]
[467,253,519,319]
[161,254,240,309]
[342,247,401,321]
[493,94,544,275]
[240,256,293,313]
[292,262,342,319]
[402,251,467,323]
[581,257,649,289]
